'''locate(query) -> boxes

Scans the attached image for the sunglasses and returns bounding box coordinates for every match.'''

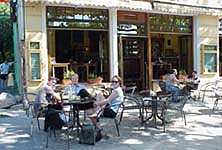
[111,80,119,83]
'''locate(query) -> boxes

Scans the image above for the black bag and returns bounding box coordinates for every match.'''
[79,124,102,145]
[44,108,65,132]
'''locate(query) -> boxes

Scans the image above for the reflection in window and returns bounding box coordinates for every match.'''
[204,53,217,73]
[47,7,108,29]
[118,23,146,36]
[150,14,192,33]
[123,40,141,56]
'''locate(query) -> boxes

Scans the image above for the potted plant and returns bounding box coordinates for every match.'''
[87,72,103,85]
[179,69,188,80]
[62,70,75,85]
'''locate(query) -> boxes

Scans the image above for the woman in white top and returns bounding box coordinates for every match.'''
[87,75,124,129]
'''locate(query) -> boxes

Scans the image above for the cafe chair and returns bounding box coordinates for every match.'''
[45,109,72,149]
[21,92,39,136]
[158,80,172,95]
[121,94,143,123]
[197,80,219,102]
[96,101,124,137]
[167,91,189,126]
[123,86,137,95]
[211,86,222,114]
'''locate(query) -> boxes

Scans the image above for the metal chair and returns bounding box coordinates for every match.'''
[121,94,143,123]
[123,86,137,95]
[167,91,189,126]
[45,109,72,149]
[97,102,124,136]
[21,92,38,136]
[197,81,218,102]
[211,86,222,114]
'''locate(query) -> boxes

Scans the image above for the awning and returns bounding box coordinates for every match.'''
[24,0,153,11]
[24,0,222,16]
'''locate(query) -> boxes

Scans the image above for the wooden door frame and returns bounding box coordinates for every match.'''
[118,35,147,89]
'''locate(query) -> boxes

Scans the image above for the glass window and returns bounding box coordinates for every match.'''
[202,45,217,73]
[150,14,192,33]
[47,7,108,29]
[31,53,41,80]
[204,53,217,73]
[117,23,146,36]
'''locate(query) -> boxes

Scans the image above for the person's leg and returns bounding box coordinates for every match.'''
[1,75,8,89]
[0,75,3,89]
[103,107,117,118]
[173,87,180,101]
[167,85,180,102]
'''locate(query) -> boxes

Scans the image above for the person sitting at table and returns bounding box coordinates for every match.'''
[34,77,64,131]
[186,70,200,91]
[86,75,124,130]
[34,77,61,115]
[165,69,181,102]
[64,73,92,99]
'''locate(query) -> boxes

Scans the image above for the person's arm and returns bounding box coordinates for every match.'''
[173,74,180,84]
[9,61,14,66]
[95,90,118,107]
[51,91,61,101]
[46,86,61,102]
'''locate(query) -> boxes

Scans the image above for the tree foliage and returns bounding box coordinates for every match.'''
[0,2,14,62]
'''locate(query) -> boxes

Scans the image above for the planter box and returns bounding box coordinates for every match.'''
[87,77,103,85]
[62,79,72,85]
[179,75,188,80]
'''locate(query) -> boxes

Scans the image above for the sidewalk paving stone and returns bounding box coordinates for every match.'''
[0,97,222,150]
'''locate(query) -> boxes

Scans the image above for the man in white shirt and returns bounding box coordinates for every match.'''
[0,60,14,88]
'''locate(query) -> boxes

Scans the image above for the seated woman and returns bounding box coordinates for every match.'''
[165,69,181,102]
[86,75,124,130]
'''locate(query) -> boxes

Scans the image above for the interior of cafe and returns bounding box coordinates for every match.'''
[48,30,109,82]
[46,7,194,90]
[151,33,193,79]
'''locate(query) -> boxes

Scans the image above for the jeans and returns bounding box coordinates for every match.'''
[165,85,180,102]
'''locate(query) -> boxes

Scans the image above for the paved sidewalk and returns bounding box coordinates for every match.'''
[0,98,222,150]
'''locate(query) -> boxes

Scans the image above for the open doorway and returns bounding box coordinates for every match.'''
[48,30,109,82]
[151,34,193,79]
[118,36,146,90]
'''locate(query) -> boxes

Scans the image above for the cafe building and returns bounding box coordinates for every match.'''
[17,0,222,92]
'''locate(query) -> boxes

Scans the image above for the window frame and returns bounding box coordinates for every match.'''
[29,41,42,81]
[201,44,218,74]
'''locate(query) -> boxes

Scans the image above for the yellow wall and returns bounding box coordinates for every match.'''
[151,33,179,56]
[198,16,218,77]
[199,16,218,45]
[25,3,44,92]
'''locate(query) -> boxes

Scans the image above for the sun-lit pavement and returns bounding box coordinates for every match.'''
[0,97,222,150]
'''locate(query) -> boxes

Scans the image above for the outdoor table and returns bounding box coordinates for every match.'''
[63,98,94,136]
[140,92,171,131]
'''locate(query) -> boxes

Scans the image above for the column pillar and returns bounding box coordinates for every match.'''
[109,9,118,79]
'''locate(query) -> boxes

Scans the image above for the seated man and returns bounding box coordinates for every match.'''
[34,77,61,115]
[64,73,92,99]
[34,77,63,131]
[186,70,200,91]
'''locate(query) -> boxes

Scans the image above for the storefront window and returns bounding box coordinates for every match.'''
[117,23,146,36]
[29,41,41,81]
[204,53,217,73]
[219,18,222,34]
[150,14,192,33]
[201,45,217,73]
[47,7,108,29]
